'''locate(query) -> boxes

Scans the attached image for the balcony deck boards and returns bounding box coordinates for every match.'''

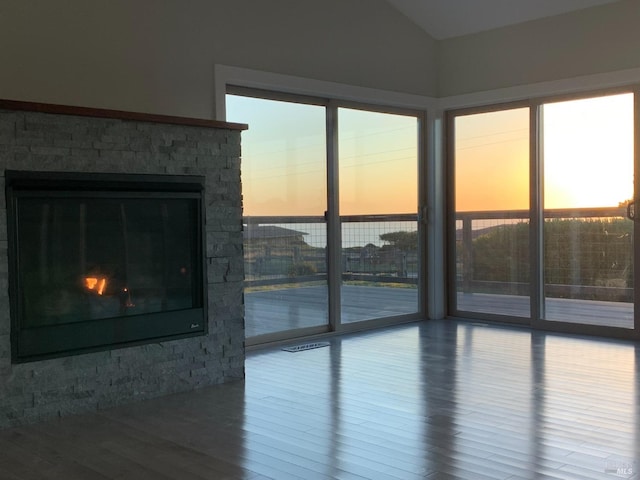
[245,285,633,338]
[457,293,633,329]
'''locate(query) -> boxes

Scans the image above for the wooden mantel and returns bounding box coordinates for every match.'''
[0,99,248,131]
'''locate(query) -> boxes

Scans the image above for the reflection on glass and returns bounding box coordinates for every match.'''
[544,336,637,466]
[242,221,328,337]
[542,93,634,328]
[18,198,198,327]
[338,108,419,323]
[226,95,329,338]
[227,95,327,217]
[453,108,531,317]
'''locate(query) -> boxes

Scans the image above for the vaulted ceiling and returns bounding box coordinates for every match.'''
[384,0,624,39]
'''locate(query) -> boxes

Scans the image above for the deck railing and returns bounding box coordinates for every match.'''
[243,207,633,302]
[243,214,419,287]
[456,206,633,302]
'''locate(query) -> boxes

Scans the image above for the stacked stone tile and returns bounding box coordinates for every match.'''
[0,107,245,427]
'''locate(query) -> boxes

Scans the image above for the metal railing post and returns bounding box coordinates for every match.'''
[462,214,473,293]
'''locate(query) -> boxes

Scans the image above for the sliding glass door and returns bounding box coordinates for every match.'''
[541,93,634,329]
[451,106,531,320]
[449,90,638,338]
[226,94,329,339]
[338,107,420,324]
[227,91,424,342]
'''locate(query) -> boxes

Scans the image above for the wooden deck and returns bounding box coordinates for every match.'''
[245,285,418,337]
[245,285,633,338]
[0,320,638,479]
[457,293,634,329]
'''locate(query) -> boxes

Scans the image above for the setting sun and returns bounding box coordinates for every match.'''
[543,93,633,209]
[455,93,634,212]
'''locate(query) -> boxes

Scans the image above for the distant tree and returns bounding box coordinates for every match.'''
[542,218,632,287]
[469,219,632,292]
[379,231,417,252]
[472,223,529,284]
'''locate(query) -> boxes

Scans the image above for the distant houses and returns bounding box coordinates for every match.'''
[243,224,309,246]
[242,224,418,280]
[243,224,312,278]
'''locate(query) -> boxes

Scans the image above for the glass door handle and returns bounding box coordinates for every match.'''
[627,200,635,221]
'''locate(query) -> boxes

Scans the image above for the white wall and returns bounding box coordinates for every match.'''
[437,0,640,97]
[3,0,640,113]
[0,0,437,119]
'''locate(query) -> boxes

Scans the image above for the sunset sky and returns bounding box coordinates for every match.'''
[228,92,634,217]
[542,93,633,210]
[226,95,417,217]
[226,95,327,216]
[454,107,530,212]
[455,92,634,212]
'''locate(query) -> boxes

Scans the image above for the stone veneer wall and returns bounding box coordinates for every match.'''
[0,106,245,428]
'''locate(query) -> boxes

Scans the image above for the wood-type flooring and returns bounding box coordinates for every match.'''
[0,320,638,479]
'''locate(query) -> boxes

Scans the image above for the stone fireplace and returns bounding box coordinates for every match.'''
[0,100,247,428]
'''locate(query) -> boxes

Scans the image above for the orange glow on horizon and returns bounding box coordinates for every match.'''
[455,108,530,212]
[454,93,634,213]
[226,95,419,217]
[229,93,634,217]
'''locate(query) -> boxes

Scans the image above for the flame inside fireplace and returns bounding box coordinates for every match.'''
[84,277,107,295]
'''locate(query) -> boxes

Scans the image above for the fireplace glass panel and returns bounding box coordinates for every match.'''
[7,172,206,361]
[18,198,198,327]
